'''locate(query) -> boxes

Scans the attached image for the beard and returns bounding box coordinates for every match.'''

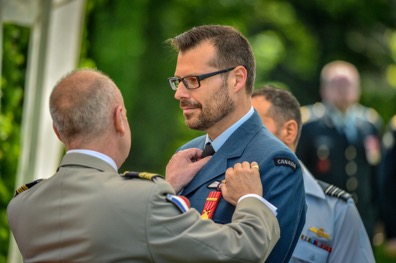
[181,83,235,131]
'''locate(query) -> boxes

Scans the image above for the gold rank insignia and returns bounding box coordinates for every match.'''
[121,171,163,180]
[309,227,331,240]
[14,179,44,197]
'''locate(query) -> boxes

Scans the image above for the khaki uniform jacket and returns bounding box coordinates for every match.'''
[8,153,280,263]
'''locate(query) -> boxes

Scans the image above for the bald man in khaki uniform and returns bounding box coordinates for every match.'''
[7,69,280,263]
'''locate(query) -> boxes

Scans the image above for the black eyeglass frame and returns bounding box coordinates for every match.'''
[168,66,236,90]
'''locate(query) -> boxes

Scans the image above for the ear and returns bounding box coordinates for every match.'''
[231,65,247,93]
[52,124,63,142]
[282,120,298,149]
[114,105,126,135]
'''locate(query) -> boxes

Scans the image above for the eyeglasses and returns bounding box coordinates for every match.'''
[168,67,236,90]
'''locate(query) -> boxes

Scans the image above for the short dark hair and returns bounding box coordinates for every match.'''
[252,85,302,143]
[167,25,256,94]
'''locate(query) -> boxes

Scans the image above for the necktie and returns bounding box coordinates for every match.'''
[200,142,219,220]
[201,142,215,158]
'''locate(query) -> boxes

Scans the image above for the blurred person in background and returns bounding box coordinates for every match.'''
[252,85,375,263]
[296,60,382,240]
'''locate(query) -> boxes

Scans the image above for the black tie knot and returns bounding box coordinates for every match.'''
[202,142,215,158]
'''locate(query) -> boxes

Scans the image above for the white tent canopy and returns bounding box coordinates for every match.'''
[1,0,86,262]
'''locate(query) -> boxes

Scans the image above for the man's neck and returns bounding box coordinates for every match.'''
[206,106,251,140]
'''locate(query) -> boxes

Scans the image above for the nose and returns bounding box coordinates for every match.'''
[174,81,190,100]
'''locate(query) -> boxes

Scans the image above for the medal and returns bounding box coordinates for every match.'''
[201,190,222,220]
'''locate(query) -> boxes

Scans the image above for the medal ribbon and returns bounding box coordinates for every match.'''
[201,191,222,220]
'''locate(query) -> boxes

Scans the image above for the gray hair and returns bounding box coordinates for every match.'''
[49,69,119,144]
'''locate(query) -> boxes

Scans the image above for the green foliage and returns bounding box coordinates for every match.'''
[0,23,29,263]
[1,0,396,261]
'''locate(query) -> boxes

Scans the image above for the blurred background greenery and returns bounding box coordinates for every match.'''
[1,0,396,262]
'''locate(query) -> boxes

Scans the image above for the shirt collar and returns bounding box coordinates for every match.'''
[205,107,254,152]
[300,161,326,200]
[66,149,118,172]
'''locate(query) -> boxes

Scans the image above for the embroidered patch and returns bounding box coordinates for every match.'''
[273,157,297,171]
[166,194,190,213]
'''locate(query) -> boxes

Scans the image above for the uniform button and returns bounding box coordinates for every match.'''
[346,177,358,191]
[345,161,357,176]
[345,146,357,160]
[383,131,394,149]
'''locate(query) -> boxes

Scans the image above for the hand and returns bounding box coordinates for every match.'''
[165,148,211,193]
[221,161,262,206]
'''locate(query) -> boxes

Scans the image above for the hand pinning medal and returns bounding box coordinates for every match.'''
[201,161,261,219]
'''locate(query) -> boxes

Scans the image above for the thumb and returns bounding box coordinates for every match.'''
[194,156,211,168]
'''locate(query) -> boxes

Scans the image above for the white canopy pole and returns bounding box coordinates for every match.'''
[3,0,86,262]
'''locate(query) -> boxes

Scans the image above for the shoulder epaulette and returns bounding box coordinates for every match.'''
[121,171,163,181]
[317,180,351,202]
[390,115,396,130]
[301,103,326,124]
[14,179,44,197]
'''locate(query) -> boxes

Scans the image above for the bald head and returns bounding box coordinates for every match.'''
[320,60,361,112]
[50,69,122,146]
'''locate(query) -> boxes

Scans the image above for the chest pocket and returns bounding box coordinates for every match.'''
[290,239,330,263]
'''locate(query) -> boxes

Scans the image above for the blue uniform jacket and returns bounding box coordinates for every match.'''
[179,111,306,263]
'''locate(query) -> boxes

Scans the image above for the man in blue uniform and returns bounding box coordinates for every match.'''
[252,86,375,263]
[296,61,382,240]
[166,25,306,263]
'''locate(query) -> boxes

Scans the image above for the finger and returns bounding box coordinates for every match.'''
[225,167,234,177]
[220,180,228,195]
[218,179,227,190]
[241,161,250,169]
[251,161,259,170]
[233,162,242,170]
[184,148,202,158]
[194,156,211,167]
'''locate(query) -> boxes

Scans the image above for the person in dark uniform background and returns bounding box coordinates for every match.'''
[7,69,281,263]
[252,86,375,263]
[379,114,396,257]
[296,60,382,241]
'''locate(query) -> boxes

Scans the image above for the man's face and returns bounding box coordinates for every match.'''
[322,66,360,112]
[173,41,235,132]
